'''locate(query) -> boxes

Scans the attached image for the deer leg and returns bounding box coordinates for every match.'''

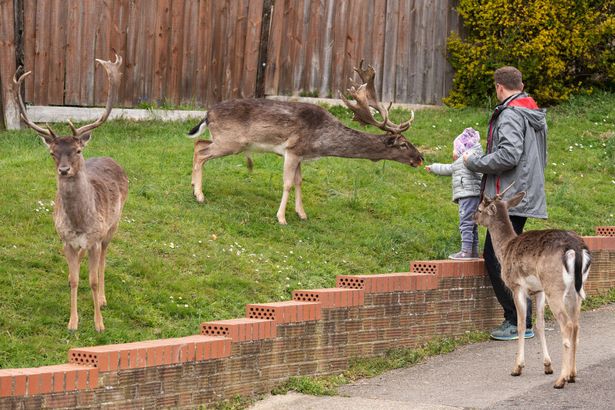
[98,240,110,307]
[511,287,527,376]
[535,291,553,374]
[192,139,213,202]
[277,152,301,225]
[65,245,82,331]
[568,297,582,383]
[293,163,307,220]
[551,304,573,389]
[88,243,105,332]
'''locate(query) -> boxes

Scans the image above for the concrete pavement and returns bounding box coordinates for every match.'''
[251,303,615,409]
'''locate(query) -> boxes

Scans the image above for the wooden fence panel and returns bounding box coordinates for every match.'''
[2,0,460,126]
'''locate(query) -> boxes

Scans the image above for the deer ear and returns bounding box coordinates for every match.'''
[506,191,525,209]
[39,134,54,147]
[78,133,92,146]
[384,136,397,147]
[485,203,497,216]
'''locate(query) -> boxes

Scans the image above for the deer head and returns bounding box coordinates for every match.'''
[14,54,123,177]
[474,183,525,227]
[340,60,422,167]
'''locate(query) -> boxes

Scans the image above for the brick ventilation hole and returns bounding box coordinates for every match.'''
[69,352,98,367]
[337,277,365,289]
[411,262,438,274]
[292,292,320,302]
[201,324,230,337]
[247,307,276,320]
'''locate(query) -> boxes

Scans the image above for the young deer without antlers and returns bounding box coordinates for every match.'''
[188,61,423,224]
[14,54,127,332]
[474,185,591,389]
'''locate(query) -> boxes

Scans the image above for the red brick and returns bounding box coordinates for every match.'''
[595,226,615,237]
[65,368,77,391]
[201,318,275,342]
[246,301,320,324]
[0,371,11,397]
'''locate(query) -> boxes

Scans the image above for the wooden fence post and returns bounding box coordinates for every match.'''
[255,0,273,98]
[0,0,22,130]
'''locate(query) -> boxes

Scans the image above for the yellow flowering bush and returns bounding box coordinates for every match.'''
[445,0,614,107]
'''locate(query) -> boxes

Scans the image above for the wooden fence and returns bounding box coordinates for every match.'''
[0,0,461,129]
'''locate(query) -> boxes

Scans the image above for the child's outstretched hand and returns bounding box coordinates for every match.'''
[425,165,432,173]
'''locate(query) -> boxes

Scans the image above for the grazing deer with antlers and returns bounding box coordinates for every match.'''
[474,184,591,389]
[14,54,127,332]
[188,61,423,224]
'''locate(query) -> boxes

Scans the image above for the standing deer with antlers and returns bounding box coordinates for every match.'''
[188,61,423,224]
[14,54,127,332]
[474,184,591,389]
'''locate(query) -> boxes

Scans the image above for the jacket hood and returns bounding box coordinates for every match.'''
[507,95,547,133]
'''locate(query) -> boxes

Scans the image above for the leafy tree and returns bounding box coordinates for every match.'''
[445,0,614,107]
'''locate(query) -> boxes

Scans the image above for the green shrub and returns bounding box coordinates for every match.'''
[445,0,615,107]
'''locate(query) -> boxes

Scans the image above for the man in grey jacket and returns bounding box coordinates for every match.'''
[464,66,548,341]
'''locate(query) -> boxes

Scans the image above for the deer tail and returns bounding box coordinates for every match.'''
[563,248,591,300]
[187,114,209,138]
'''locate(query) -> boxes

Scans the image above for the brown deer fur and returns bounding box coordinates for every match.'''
[14,55,127,332]
[189,63,423,224]
[474,190,591,389]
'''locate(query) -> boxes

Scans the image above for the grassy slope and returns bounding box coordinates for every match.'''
[0,92,613,369]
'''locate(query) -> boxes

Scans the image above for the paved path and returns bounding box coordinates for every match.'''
[251,303,615,409]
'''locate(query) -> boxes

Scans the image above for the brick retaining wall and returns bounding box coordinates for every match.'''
[1,232,614,409]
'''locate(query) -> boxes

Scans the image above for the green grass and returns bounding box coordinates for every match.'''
[0,92,613,369]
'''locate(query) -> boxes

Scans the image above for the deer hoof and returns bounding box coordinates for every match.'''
[568,375,576,383]
[194,192,205,203]
[511,367,522,377]
[553,378,566,389]
[95,323,105,333]
[544,364,554,374]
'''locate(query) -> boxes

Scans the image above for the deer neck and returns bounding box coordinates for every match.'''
[488,216,518,261]
[323,124,396,160]
[56,171,97,229]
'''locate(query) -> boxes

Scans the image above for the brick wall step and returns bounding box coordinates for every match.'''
[246,301,321,324]
[584,236,615,251]
[410,259,486,277]
[68,335,231,371]
[0,364,96,397]
[201,318,276,341]
[335,273,439,292]
[292,288,364,308]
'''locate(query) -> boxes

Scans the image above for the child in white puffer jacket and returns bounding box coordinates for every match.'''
[426,128,483,259]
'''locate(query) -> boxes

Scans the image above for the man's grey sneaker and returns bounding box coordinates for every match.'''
[449,250,478,260]
[490,320,535,341]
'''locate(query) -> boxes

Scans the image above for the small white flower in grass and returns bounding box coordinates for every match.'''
[169,242,175,249]
[551,163,557,166]
[286,277,290,281]
[170,296,174,299]
[184,304,189,308]
[236,251,241,256]
[432,125,436,128]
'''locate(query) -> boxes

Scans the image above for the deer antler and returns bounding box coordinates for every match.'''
[340,60,414,134]
[495,181,516,200]
[69,53,123,137]
[13,68,57,138]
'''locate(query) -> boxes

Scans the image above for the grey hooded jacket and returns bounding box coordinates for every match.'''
[465,93,548,218]
[429,143,483,202]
